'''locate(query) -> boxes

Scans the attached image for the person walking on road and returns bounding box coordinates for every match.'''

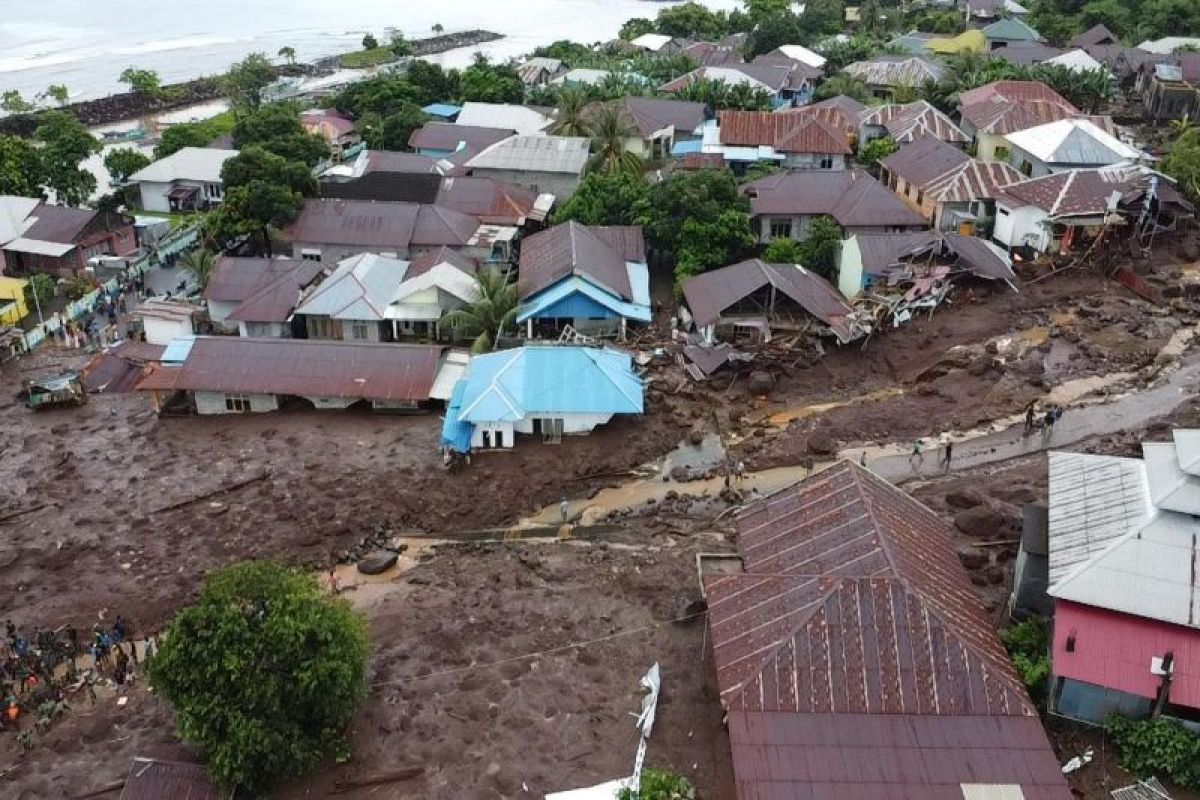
[1043,406,1057,437]
[1024,401,1037,435]
[734,460,745,485]
[559,497,570,525]
[939,432,953,471]
[909,439,924,466]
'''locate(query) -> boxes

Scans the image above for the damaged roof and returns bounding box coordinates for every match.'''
[852,230,1016,283]
[744,169,928,229]
[860,100,969,144]
[147,337,443,402]
[517,221,644,300]
[996,164,1191,218]
[717,110,851,154]
[681,259,855,342]
[705,462,1068,799]
[120,758,227,800]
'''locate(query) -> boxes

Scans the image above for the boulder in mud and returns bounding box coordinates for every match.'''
[747,370,774,396]
[958,550,988,570]
[357,550,399,575]
[945,489,984,509]
[954,505,1005,539]
[807,433,837,456]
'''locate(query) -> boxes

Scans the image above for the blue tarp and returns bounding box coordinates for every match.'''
[457,346,643,424]
[422,103,462,119]
[440,379,474,452]
[161,335,195,363]
[671,139,703,157]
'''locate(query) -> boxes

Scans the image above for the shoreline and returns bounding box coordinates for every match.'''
[0,29,503,137]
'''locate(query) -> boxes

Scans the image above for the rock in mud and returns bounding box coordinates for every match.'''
[747,371,774,396]
[958,550,988,570]
[954,505,1005,539]
[357,550,399,575]
[945,489,984,509]
[807,433,837,456]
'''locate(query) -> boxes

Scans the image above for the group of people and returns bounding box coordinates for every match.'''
[47,272,147,351]
[0,615,150,730]
[909,432,955,471]
[1025,401,1065,437]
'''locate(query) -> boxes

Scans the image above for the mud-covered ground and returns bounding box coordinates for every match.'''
[2,251,1200,797]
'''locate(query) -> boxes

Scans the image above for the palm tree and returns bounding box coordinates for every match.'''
[585,105,644,175]
[432,23,444,36]
[1170,114,1196,138]
[441,267,519,352]
[277,46,296,66]
[552,87,590,136]
[180,248,216,290]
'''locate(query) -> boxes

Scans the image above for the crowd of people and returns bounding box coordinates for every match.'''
[48,272,147,351]
[0,615,153,734]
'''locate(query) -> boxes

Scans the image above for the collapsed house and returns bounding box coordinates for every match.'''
[680,258,862,346]
[136,337,465,414]
[838,231,1017,327]
[440,345,644,451]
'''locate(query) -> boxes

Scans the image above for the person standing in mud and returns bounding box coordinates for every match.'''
[939,432,953,471]
[1024,401,1037,435]
[909,439,924,466]
[559,497,570,525]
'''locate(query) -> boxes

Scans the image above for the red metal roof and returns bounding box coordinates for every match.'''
[718,111,851,155]
[861,100,969,144]
[959,81,1080,135]
[145,337,443,402]
[705,462,1069,799]
[518,221,644,300]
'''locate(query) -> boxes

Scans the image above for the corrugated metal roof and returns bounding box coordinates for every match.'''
[158,337,443,401]
[996,164,1187,218]
[924,158,1024,203]
[882,135,972,185]
[22,202,97,244]
[1070,24,1118,48]
[128,147,237,184]
[284,199,480,249]
[404,246,477,280]
[959,81,1079,134]
[436,176,540,225]
[295,253,406,321]
[744,169,929,228]
[120,758,227,800]
[1044,48,1107,73]
[774,44,826,68]
[407,122,514,154]
[717,111,850,154]
[616,96,706,138]
[518,221,644,301]
[861,100,969,144]
[1175,429,1200,475]
[681,259,855,341]
[706,462,1067,799]
[1005,118,1146,165]
[983,17,1044,42]
[517,263,651,324]
[422,103,462,117]
[660,64,794,94]
[226,260,323,324]
[1145,441,1200,515]
[844,56,944,87]
[440,378,473,451]
[454,103,554,135]
[457,346,643,423]
[465,135,588,175]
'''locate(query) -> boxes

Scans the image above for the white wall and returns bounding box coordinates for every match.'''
[471,421,516,449]
[838,235,864,299]
[238,321,289,338]
[207,299,238,323]
[143,316,193,346]
[195,391,278,415]
[469,168,582,201]
[515,412,614,434]
[993,202,1050,251]
[782,153,848,170]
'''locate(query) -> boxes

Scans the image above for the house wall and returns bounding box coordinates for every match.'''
[975,132,1011,162]
[514,412,613,435]
[195,391,279,415]
[837,235,864,299]
[207,299,238,323]
[754,213,924,244]
[238,321,289,338]
[2,247,85,277]
[1007,144,1053,178]
[0,277,29,324]
[1143,80,1200,123]
[468,167,582,201]
[993,202,1050,251]
[1052,599,1200,720]
[782,152,849,170]
[143,316,193,346]
[136,180,224,213]
[888,174,937,221]
[290,242,410,265]
[340,319,383,342]
[471,421,516,449]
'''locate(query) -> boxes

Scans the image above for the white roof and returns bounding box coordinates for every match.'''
[387,263,481,312]
[465,135,589,175]
[629,33,674,51]
[430,349,469,401]
[776,44,827,68]
[552,69,618,87]
[455,102,554,136]
[1048,433,1200,627]
[1137,36,1200,55]
[1042,49,1107,74]
[0,196,39,244]
[295,253,408,321]
[1004,119,1146,166]
[128,147,238,184]
[693,66,774,91]
[1004,0,1028,12]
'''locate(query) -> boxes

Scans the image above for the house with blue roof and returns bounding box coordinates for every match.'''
[422,103,462,122]
[440,345,644,450]
[515,221,650,341]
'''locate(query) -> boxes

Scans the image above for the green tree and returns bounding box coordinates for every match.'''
[180,248,217,289]
[221,144,317,196]
[675,208,755,283]
[1,90,33,114]
[586,105,643,175]
[795,216,843,279]
[1164,128,1200,203]
[655,2,726,39]
[405,61,460,106]
[45,84,70,107]
[0,135,45,197]
[362,33,380,51]
[813,73,872,103]
[620,18,657,40]
[232,103,328,165]
[859,136,899,168]
[618,768,696,800]
[24,273,56,312]
[553,170,651,226]
[35,111,100,206]
[459,54,523,104]
[763,237,804,263]
[552,87,590,137]
[441,267,520,352]
[147,562,368,796]
[119,67,162,97]
[859,0,884,37]
[432,23,445,36]
[375,103,428,150]
[223,52,276,110]
[1105,715,1200,788]
[103,148,152,183]
[637,168,750,255]
[388,31,413,58]
[1078,0,1131,38]
[155,121,220,159]
[278,46,297,65]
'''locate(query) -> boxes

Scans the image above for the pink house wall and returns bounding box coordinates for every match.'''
[1054,600,1200,710]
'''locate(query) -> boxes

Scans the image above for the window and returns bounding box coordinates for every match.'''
[1020,160,1034,177]
[225,394,251,412]
[350,321,371,340]
[994,146,1010,161]
[300,249,321,262]
[819,156,833,169]
[998,206,1010,216]
[769,219,793,239]
[915,190,924,206]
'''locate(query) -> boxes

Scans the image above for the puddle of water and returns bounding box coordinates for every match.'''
[659,432,726,479]
[765,386,904,428]
[330,539,440,608]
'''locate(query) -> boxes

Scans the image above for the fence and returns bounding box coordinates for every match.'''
[16,224,199,354]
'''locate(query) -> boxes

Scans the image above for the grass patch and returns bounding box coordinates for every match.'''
[339,47,399,69]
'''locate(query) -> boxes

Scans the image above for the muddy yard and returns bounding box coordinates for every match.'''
[2,256,1200,797]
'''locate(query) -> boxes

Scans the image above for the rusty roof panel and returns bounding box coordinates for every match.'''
[121,758,227,800]
[161,337,443,402]
[718,111,850,154]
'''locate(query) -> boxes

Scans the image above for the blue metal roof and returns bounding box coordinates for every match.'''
[457,346,643,423]
[162,335,195,363]
[422,103,462,118]
[440,379,474,452]
[672,139,703,156]
[516,265,651,324]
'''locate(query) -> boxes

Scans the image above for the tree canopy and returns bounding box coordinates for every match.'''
[0,136,46,198]
[232,103,329,165]
[441,267,520,352]
[155,116,234,159]
[147,562,369,796]
[119,67,162,96]
[794,216,843,280]
[459,54,524,104]
[1164,128,1200,203]
[221,144,317,196]
[223,52,276,110]
[103,148,152,182]
[35,111,100,206]
[553,170,652,226]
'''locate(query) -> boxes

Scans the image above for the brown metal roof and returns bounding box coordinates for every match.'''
[618,96,707,138]
[226,260,324,323]
[23,203,98,244]
[206,257,294,304]
[744,169,928,228]
[882,135,971,186]
[407,122,515,153]
[283,199,479,249]
[681,259,854,341]
[120,758,227,800]
[517,221,643,300]
[705,462,1070,799]
[997,164,1193,218]
[435,176,539,226]
[1069,23,1118,48]
[718,111,851,154]
[861,100,969,144]
[405,245,478,279]
[924,158,1024,204]
[959,81,1080,135]
[149,337,444,402]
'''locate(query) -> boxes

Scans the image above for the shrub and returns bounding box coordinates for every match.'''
[1000,617,1051,708]
[618,768,696,800]
[1105,715,1200,788]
